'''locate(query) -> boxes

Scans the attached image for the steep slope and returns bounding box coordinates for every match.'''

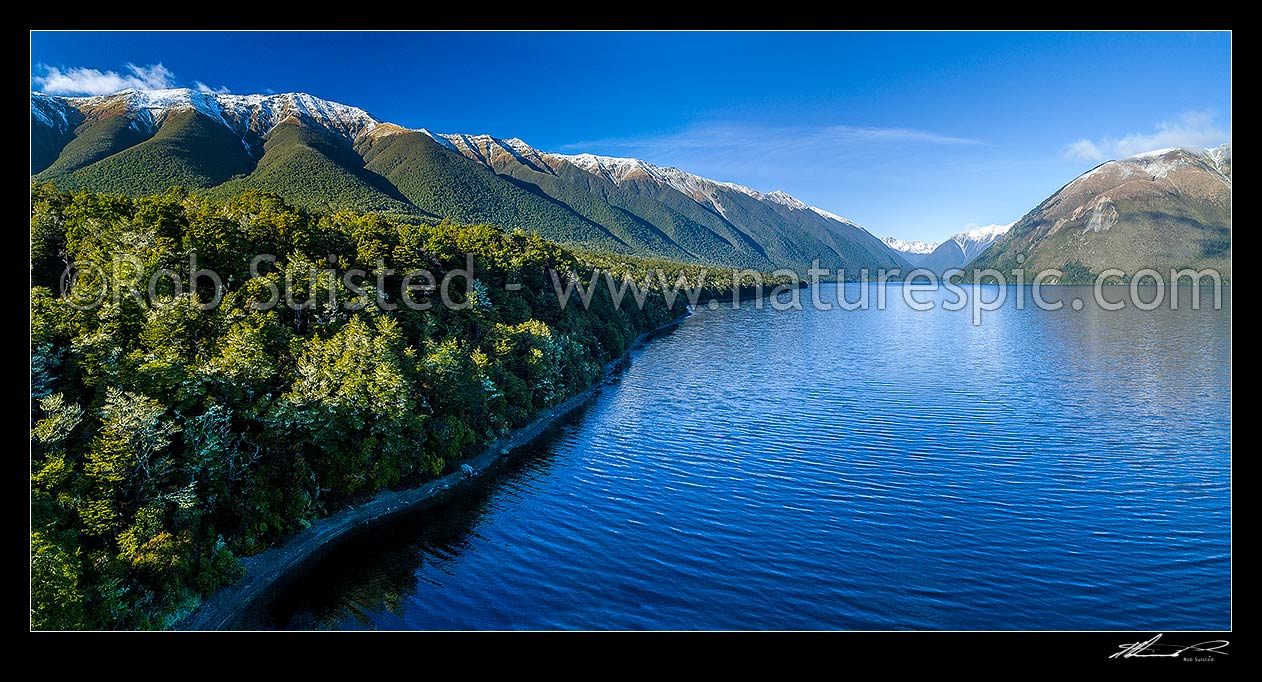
[434,134,772,269]
[549,151,907,273]
[214,120,419,217]
[357,128,627,254]
[966,146,1232,281]
[437,135,906,273]
[30,94,84,174]
[37,115,153,178]
[40,110,255,194]
[918,223,1012,272]
[711,187,908,273]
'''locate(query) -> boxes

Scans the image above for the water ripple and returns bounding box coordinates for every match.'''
[261,285,1230,631]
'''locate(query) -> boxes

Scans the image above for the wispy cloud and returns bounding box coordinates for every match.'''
[33,63,177,96]
[1064,111,1228,162]
[559,122,982,160]
[32,63,231,97]
[820,125,981,146]
[194,81,231,94]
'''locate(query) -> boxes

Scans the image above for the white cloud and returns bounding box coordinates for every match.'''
[1112,111,1226,157]
[194,81,231,94]
[33,62,176,96]
[1065,139,1105,162]
[1065,112,1228,162]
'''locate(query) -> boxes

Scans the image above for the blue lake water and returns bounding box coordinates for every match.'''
[253,284,1231,630]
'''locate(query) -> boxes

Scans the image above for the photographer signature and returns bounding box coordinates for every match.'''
[1110,634,1229,659]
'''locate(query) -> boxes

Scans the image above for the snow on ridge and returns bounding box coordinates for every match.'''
[496,137,553,170]
[438,133,531,164]
[502,137,535,153]
[653,165,762,199]
[558,153,826,221]
[1205,143,1232,179]
[948,222,1013,249]
[418,129,457,150]
[440,133,497,163]
[423,132,558,174]
[764,189,809,210]
[30,93,71,130]
[309,122,865,226]
[560,152,667,185]
[762,191,861,227]
[1136,155,1185,180]
[1074,144,1233,186]
[1130,147,1180,159]
[39,87,381,143]
[501,137,552,165]
[549,151,755,198]
[439,132,495,149]
[809,206,857,226]
[881,237,939,255]
[1125,144,1234,180]
[1103,147,1199,180]
[549,152,869,231]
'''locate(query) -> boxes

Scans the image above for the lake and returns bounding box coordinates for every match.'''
[249,284,1231,630]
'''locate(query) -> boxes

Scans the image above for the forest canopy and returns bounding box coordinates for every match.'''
[30,184,733,629]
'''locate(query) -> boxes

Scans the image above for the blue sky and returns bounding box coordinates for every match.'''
[31,31,1231,243]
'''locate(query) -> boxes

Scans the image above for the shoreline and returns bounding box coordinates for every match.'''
[177,312,689,631]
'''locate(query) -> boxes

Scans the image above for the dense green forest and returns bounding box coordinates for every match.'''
[29,184,754,630]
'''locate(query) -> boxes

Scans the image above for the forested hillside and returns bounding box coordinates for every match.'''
[32,89,909,274]
[30,184,699,629]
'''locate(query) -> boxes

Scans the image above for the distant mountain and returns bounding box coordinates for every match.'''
[31,88,907,274]
[965,146,1231,281]
[917,223,1012,273]
[881,237,938,266]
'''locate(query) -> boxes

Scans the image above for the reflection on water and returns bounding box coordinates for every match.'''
[255,285,1231,630]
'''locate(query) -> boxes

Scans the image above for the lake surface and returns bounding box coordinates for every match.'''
[251,284,1231,630]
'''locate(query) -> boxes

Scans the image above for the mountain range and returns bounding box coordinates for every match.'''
[30,88,905,274]
[882,224,1013,271]
[880,237,938,266]
[30,88,1231,280]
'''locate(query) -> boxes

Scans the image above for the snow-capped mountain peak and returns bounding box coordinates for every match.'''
[502,137,537,156]
[950,222,1013,249]
[907,221,1014,272]
[34,88,381,149]
[1075,144,1233,187]
[881,237,939,255]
